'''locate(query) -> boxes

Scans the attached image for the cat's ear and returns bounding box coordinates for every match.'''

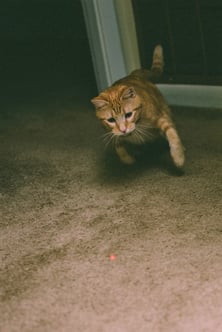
[91,97,108,109]
[122,87,136,100]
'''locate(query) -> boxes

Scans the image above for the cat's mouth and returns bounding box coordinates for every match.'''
[118,130,134,137]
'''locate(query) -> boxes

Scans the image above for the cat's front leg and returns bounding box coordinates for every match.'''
[158,117,185,168]
[165,127,185,168]
[115,143,135,165]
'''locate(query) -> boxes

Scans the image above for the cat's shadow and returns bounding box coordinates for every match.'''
[97,138,184,184]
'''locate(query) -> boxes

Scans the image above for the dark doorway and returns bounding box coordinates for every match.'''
[132,0,222,85]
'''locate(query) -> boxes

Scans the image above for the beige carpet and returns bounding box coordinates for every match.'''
[0,92,222,332]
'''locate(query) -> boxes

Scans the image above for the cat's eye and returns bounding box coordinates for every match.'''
[107,117,116,123]
[125,112,133,119]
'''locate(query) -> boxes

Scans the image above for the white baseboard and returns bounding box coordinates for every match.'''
[158,84,222,109]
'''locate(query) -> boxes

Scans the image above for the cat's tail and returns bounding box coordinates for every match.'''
[130,44,164,82]
[150,44,164,80]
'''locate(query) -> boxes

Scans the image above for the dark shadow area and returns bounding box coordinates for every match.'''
[133,0,222,85]
[97,137,184,185]
[0,0,97,110]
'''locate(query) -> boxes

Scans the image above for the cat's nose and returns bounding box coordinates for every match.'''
[119,124,127,133]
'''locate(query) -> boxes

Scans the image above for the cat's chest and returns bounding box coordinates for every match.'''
[120,126,159,145]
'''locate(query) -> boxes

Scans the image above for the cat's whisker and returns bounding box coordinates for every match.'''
[102,132,117,149]
[136,126,155,140]
[134,126,155,143]
[133,129,145,144]
[137,123,154,131]
[104,136,114,148]
[101,132,112,140]
[101,131,112,139]
[101,132,111,142]
[135,127,147,136]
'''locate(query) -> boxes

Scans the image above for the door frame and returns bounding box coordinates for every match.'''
[81,0,222,108]
[81,0,140,92]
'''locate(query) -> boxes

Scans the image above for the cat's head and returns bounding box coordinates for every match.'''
[91,85,142,137]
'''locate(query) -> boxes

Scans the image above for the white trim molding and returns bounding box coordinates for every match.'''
[81,0,140,92]
[114,0,141,73]
[158,84,222,109]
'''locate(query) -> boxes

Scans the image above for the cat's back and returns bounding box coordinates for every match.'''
[113,72,164,104]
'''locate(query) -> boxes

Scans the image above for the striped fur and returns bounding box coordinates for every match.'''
[91,45,185,168]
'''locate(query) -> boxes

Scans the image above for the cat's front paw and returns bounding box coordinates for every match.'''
[119,154,135,165]
[171,146,185,168]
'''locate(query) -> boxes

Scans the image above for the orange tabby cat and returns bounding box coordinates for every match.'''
[91,45,185,168]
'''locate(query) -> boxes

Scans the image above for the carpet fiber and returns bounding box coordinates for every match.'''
[0,94,222,332]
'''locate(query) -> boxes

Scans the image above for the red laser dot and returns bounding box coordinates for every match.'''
[109,254,116,261]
